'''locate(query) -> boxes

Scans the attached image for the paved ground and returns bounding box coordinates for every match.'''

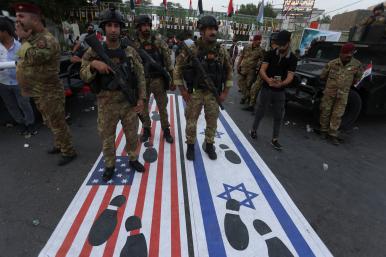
[0,84,385,257]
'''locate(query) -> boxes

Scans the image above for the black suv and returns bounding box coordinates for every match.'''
[286,25,386,129]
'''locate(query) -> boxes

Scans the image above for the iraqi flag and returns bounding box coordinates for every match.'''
[257,0,264,24]
[189,0,192,10]
[227,0,234,17]
[354,63,372,88]
[163,0,168,9]
[38,94,333,257]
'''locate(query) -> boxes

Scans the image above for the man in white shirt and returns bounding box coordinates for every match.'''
[0,17,36,135]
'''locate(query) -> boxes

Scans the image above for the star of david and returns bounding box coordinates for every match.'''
[200,130,224,138]
[217,183,258,209]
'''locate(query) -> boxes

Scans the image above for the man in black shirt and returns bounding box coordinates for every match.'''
[250,30,297,150]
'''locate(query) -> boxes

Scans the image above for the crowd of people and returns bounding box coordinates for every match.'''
[0,2,366,180]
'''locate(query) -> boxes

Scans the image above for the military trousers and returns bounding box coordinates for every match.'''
[185,90,219,144]
[97,91,139,168]
[319,92,349,137]
[33,94,75,156]
[139,77,169,130]
[238,71,256,100]
[248,77,262,107]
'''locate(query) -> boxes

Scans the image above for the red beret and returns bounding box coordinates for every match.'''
[13,2,42,15]
[341,43,355,54]
[253,35,262,41]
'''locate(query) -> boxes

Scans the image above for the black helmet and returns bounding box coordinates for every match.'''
[373,3,384,12]
[99,6,125,28]
[197,16,218,30]
[135,14,152,27]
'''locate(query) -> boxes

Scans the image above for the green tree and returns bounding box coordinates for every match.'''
[239,2,276,18]
[141,0,152,6]
[318,15,331,24]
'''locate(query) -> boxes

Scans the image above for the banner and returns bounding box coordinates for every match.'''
[299,28,341,55]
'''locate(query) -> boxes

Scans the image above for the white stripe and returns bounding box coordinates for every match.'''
[159,97,172,257]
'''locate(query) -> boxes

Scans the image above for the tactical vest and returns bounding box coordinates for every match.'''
[193,44,226,92]
[91,43,136,93]
[141,36,164,78]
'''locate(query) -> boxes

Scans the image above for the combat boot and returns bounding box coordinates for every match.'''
[140,127,151,142]
[58,153,77,166]
[103,166,115,181]
[163,128,174,144]
[330,136,340,146]
[204,143,217,160]
[186,144,195,161]
[129,160,145,173]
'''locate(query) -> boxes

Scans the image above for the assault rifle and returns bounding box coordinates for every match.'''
[85,34,138,106]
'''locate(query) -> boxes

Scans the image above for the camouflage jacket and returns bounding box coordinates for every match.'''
[239,44,265,74]
[173,38,233,89]
[361,14,386,26]
[16,29,62,97]
[320,57,362,96]
[132,33,173,73]
[80,44,146,101]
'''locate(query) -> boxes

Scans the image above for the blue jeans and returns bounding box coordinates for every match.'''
[0,83,35,126]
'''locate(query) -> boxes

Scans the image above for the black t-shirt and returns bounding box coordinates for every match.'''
[262,49,297,91]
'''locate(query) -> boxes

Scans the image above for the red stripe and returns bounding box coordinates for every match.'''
[77,185,115,256]
[169,96,182,257]
[115,128,124,149]
[55,186,99,257]
[102,107,159,257]
[148,108,166,256]
[56,127,125,257]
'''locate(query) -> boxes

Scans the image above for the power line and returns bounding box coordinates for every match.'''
[310,0,366,19]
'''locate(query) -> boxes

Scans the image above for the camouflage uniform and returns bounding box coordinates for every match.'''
[319,57,362,137]
[248,76,263,107]
[80,46,146,168]
[238,44,264,102]
[16,29,76,156]
[174,39,233,144]
[132,34,173,130]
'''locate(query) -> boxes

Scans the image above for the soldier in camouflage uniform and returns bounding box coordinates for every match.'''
[318,43,362,145]
[14,3,77,166]
[174,16,233,161]
[236,35,265,106]
[80,7,147,180]
[361,4,385,27]
[132,15,174,144]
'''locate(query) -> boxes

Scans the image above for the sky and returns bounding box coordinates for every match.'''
[151,0,384,17]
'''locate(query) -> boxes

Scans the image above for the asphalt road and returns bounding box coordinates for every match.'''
[0,84,386,257]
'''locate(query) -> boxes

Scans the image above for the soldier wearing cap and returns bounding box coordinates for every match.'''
[250,30,297,150]
[132,14,175,144]
[14,2,77,166]
[174,15,233,161]
[236,34,265,107]
[361,3,385,27]
[317,43,362,145]
[80,7,147,180]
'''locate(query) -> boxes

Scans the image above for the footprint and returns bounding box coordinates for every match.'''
[143,142,158,163]
[253,219,294,257]
[151,111,160,121]
[219,144,241,164]
[88,195,126,246]
[120,216,148,257]
[224,199,249,251]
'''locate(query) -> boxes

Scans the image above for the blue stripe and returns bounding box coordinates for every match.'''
[181,100,227,257]
[219,114,316,257]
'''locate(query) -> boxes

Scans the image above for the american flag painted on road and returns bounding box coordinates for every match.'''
[39,94,333,257]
